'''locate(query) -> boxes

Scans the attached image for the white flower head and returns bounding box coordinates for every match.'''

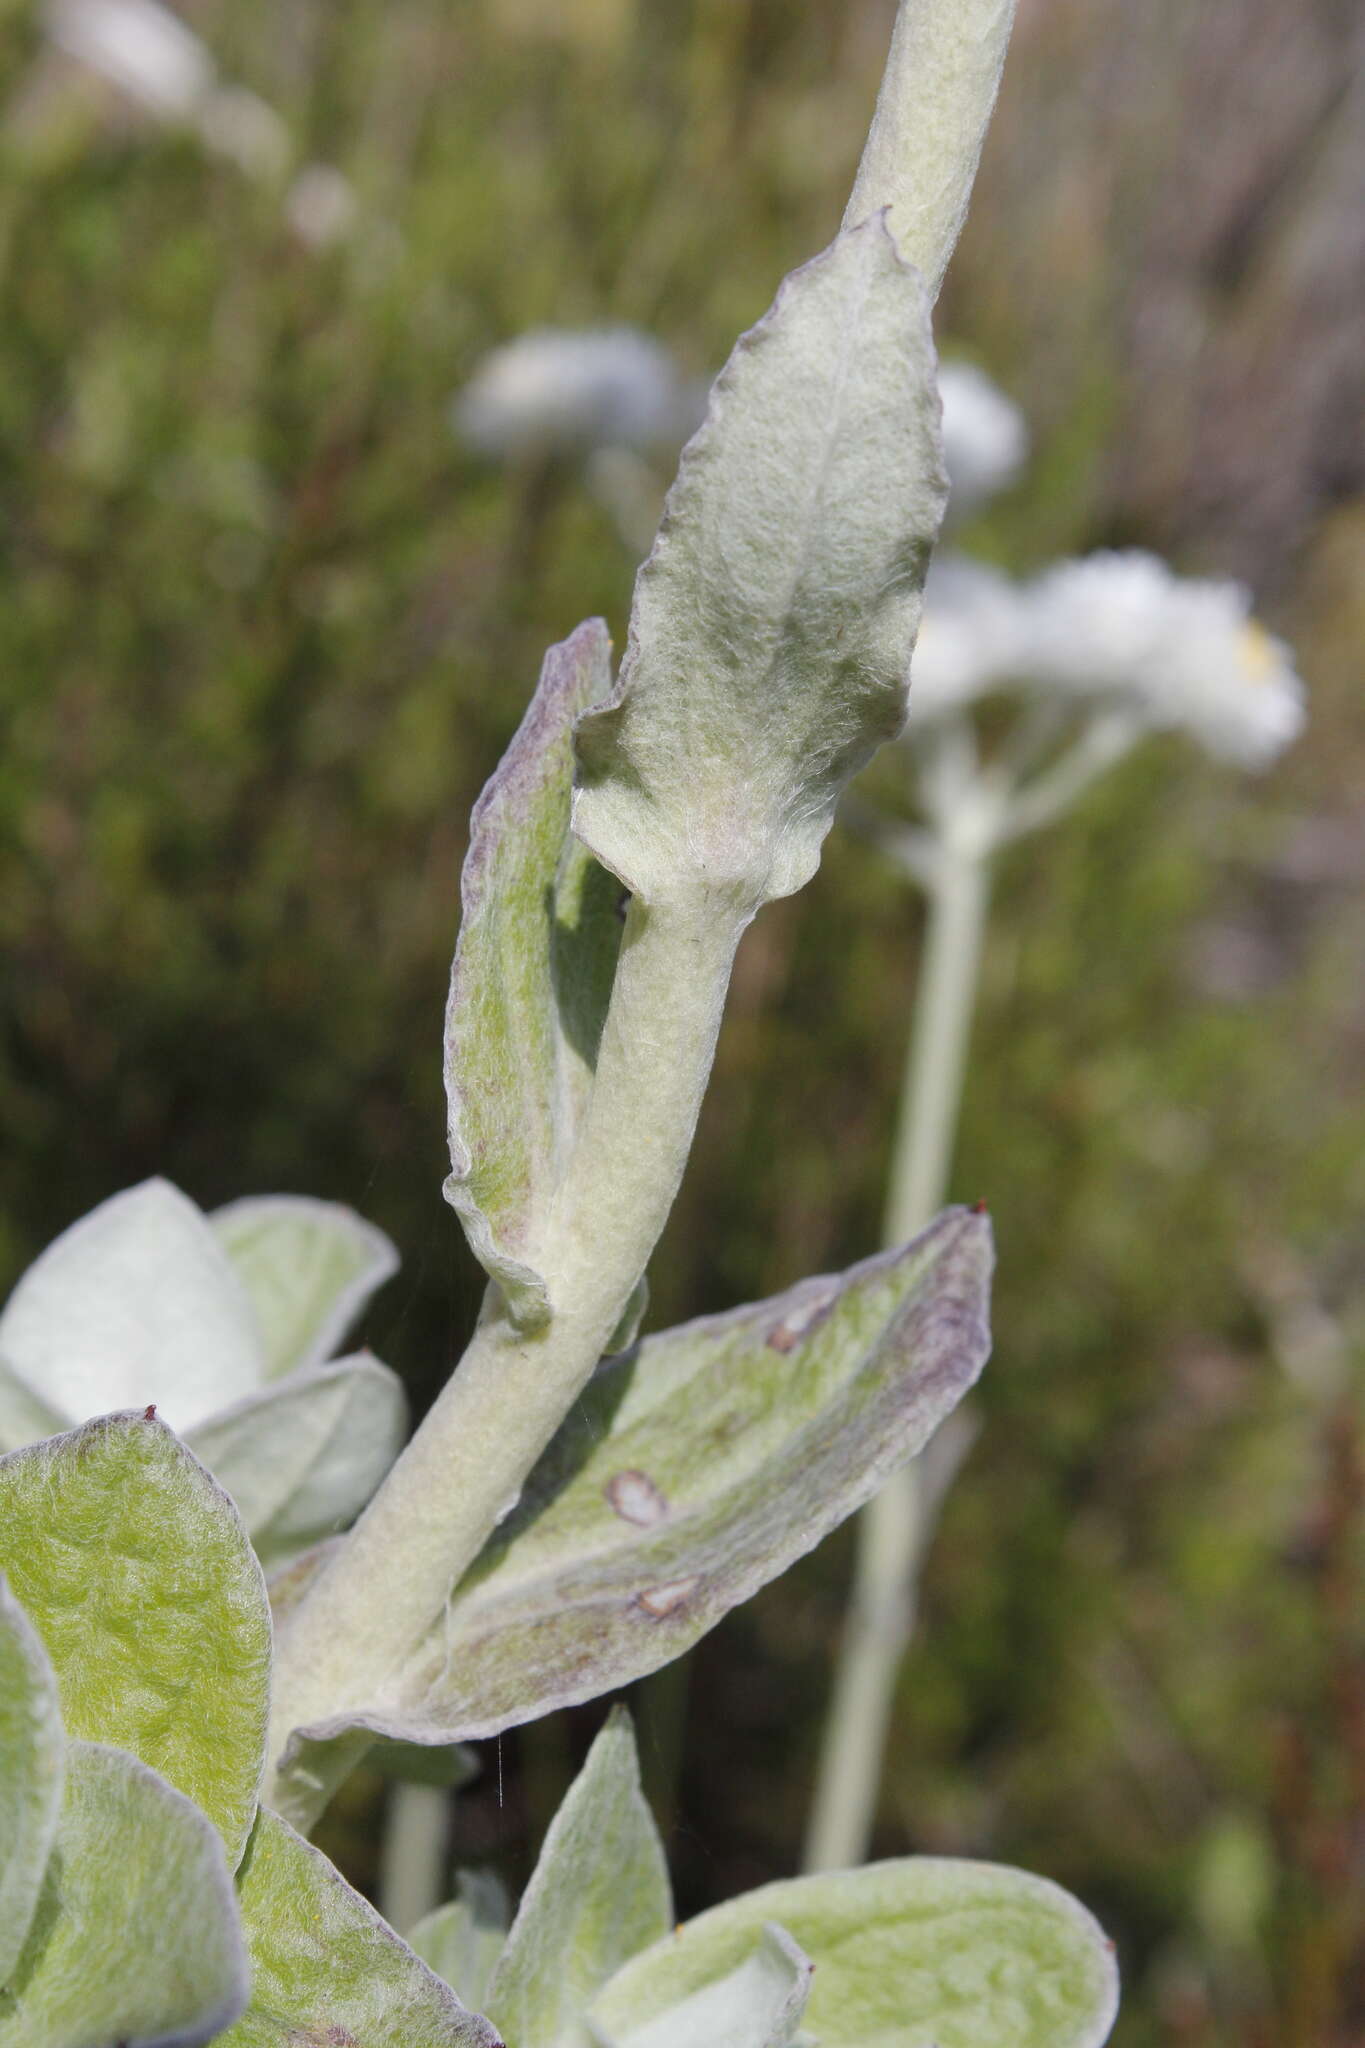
[286,163,357,250]
[198,83,289,177]
[453,326,702,463]
[1021,550,1305,768]
[938,361,1028,521]
[905,553,1032,726]
[44,0,213,120]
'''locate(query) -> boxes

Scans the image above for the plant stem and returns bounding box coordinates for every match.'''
[883,849,990,1246]
[379,1782,450,1936]
[995,711,1140,845]
[803,841,989,1871]
[265,896,743,1800]
[843,0,1018,302]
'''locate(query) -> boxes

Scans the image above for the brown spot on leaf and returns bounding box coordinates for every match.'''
[637,1577,699,1619]
[765,1282,839,1353]
[605,1470,669,1526]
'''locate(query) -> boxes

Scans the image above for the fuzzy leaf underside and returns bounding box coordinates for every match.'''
[484,1710,672,2048]
[0,1360,66,1456]
[573,215,947,913]
[411,1871,512,2014]
[0,1179,263,1435]
[221,1808,504,2047]
[0,1741,248,2048]
[590,1859,1120,2048]
[591,1924,815,2048]
[296,1210,990,1755]
[444,619,623,1325]
[0,1578,64,1984]
[0,1413,271,1864]
[212,1194,399,1380]
[187,1351,408,1568]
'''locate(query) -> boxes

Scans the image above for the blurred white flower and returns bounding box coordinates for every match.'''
[43,0,291,178]
[937,361,1028,521]
[198,82,289,177]
[454,327,703,462]
[905,554,1031,726]
[286,163,358,250]
[1021,550,1305,767]
[44,0,212,120]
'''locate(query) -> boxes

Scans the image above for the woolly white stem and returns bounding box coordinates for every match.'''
[844,0,1018,300]
[265,897,743,1799]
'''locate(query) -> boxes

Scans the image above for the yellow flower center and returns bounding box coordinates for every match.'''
[1239,621,1277,684]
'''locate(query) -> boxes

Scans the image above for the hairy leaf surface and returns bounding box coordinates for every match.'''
[0,1360,65,1456]
[0,1578,64,1983]
[222,1808,503,2046]
[573,217,947,914]
[0,1741,248,2048]
[484,1710,671,2048]
[591,1924,814,2048]
[0,1179,262,1434]
[0,1413,271,1863]
[411,1870,511,2013]
[212,1194,399,1380]
[590,1859,1119,2048]
[444,619,622,1324]
[188,1351,407,1568]
[310,1210,989,1750]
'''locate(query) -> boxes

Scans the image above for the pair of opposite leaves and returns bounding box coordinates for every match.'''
[0,1415,1116,2048]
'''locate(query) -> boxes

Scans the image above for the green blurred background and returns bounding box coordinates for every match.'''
[2,0,1363,2040]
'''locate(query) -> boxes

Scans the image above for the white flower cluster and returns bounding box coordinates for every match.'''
[45,0,287,170]
[938,361,1028,522]
[42,0,356,242]
[905,370,1305,769]
[454,327,704,463]
[1023,551,1305,768]
[905,554,1029,726]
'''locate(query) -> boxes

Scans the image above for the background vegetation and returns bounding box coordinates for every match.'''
[1,1,1362,2041]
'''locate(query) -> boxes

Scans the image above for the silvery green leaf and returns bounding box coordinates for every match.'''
[0,1412,271,1865]
[0,1357,65,1455]
[444,619,622,1325]
[590,1923,813,2048]
[484,1709,671,2048]
[0,1179,263,1433]
[222,1808,503,2047]
[607,1272,649,1356]
[0,1577,64,1983]
[591,1859,1119,2048]
[187,1351,408,1570]
[572,216,946,915]
[211,1194,399,1380]
[322,1210,988,1748]
[0,1740,249,2048]
[410,1869,512,2012]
